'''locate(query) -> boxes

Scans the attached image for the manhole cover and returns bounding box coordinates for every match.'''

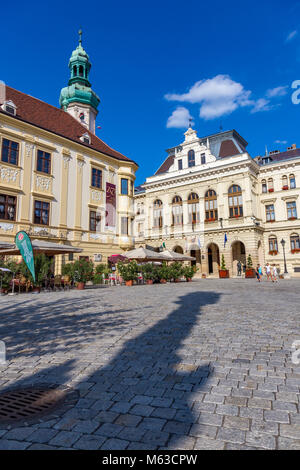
[0,385,78,425]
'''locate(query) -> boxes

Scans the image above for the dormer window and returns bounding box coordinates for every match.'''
[80,132,90,144]
[2,100,17,116]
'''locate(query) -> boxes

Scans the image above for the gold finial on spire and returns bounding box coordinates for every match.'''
[78,28,82,45]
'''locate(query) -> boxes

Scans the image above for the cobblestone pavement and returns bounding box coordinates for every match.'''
[0,279,299,450]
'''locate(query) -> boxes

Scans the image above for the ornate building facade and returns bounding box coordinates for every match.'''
[0,35,137,271]
[134,126,300,277]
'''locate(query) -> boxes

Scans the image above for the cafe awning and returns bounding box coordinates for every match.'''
[124,247,168,262]
[160,250,196,261]
[0,239,83,256]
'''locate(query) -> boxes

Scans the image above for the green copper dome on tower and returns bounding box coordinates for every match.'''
[59,30,100,113]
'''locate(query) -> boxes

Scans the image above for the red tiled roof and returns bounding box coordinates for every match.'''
[1,86,137,165]
[262,148,300,163]
[155,154,175,175]
[219,139,241,158]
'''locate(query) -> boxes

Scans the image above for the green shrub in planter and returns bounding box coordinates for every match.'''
[157,262,171,281]
[141,263,155,281]
[93,273,103,284]
[183,265,196,281]
[62,262,75,281]
[95,263,107,274]
[169,262,184,281]
[73,259,94,283]
[117,261,138,282]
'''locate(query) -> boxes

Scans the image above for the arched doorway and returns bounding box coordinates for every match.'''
[173,245,183,254]
[232,241,246,275]
[207,243,220,275]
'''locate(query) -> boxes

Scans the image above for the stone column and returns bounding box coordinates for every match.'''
[20,138,35,226]
[59,151,71,229]
[74,155,85,240]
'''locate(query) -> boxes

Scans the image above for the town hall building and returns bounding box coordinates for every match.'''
[134,126,300,277]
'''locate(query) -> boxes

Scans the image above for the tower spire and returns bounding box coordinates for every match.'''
[78,28,82,46]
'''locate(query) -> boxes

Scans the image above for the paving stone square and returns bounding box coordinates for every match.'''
[0,279,299,450]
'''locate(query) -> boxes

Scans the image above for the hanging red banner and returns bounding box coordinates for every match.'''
[105,182,116,227]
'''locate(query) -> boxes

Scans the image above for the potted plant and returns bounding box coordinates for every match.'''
[245,254,255,278]
[73,258,94,289]
[183,265,196,281]
[219,255,229,278]
[268,188,274,192]
[117,260,138,286]
[157,262,170,283]
[169,262,184,282]
[282,185,289,190]
[141,263,155,284]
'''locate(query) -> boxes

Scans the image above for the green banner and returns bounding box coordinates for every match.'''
[15,231,35,282]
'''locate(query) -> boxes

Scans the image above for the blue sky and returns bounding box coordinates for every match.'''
[1,0,300,185]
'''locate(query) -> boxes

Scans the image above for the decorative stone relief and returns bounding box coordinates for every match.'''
[63,155,71,169]
[36,175,51,191]
[91,190,102,202]
[25,143,34,158]
[90,233,101,240]
[0,165,19,183]
[0,223,14,231]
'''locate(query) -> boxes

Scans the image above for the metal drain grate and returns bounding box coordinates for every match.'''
[0,387,68,423]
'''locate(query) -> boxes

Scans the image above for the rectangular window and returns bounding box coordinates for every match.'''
[34,200,50,225]
[153,209,163,228]
[37,150,51,174]
[0,194,16,221]
[266,204,275,221]
[287,201,297,219]
[89,210,101,232]
[188,203,199,224]
[1,139,19,165]
[290,176,296,189]
[178,159,182,170]
[121,178,128,195]
[121,216,128,234]
[91,168,102,189]
[201,153,206,164]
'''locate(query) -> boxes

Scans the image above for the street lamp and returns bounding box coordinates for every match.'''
[280,239,288,274]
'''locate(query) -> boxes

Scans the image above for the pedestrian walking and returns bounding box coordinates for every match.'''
[256,264,262,282]
[265,263,272,281]
[272,264,278,283]
[237,260,242,276]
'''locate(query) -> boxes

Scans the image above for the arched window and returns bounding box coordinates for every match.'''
[79,65,84,77]
[290,233,300,251]
[188,150,195,168]
[188,192,199,224]
[268,178,274,192]
[205,190,218,221]
[228,185,243,218]
[73,65,77,77]
[290,174,296,189]
[269,236,278,253]
[262,179,267,193]
[172,196,183,225]
[282,175,288,190]
[153,199,163,228]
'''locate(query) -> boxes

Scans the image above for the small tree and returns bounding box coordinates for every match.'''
[73,259,94,283]
[247,254,253,269]
[141,263,155,281]
[220,254,227,270]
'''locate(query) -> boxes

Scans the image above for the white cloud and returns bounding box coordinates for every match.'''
[166,106,194,128]
[275,140,288,144]
[266,86,288,98]
[250,98,273,113]
[165,75,252,120]
[165,75,287,123]
[285,30,298,42]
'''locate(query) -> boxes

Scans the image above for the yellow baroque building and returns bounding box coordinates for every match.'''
[134,126,300,278]
[0,37,137,272]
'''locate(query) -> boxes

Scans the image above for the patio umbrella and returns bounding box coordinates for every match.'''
[108,254,127,264]
[124,247,168,262]
[0,239,83,256]
[160,250,196,261]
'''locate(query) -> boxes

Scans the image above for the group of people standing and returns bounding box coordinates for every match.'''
[255,263,278,283]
